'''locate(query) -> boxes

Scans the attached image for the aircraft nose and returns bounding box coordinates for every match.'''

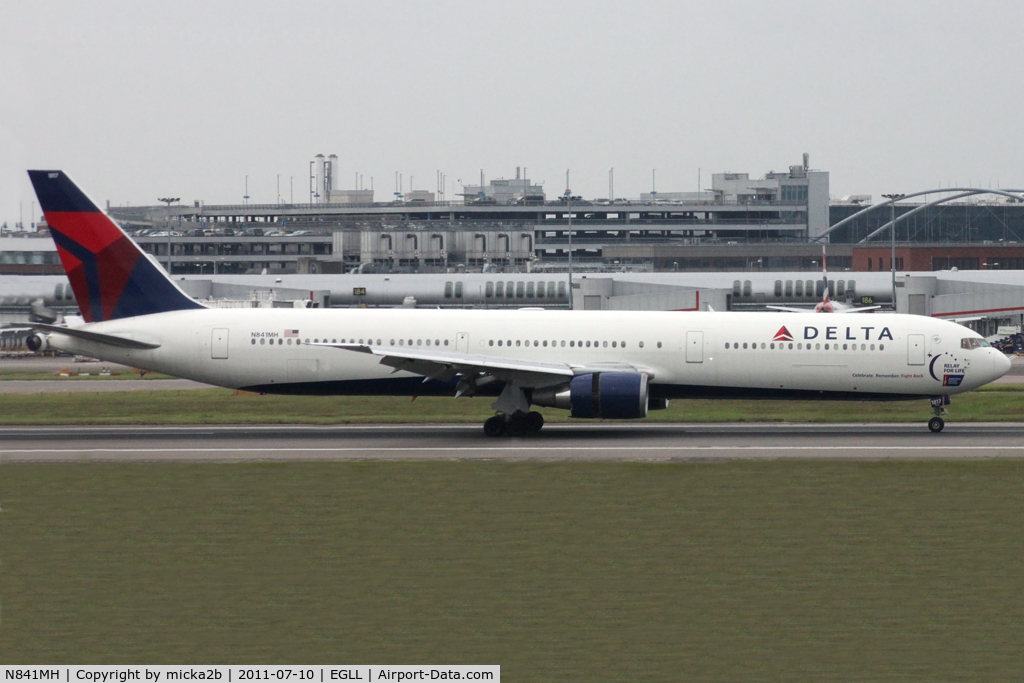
[994,350,1012,379]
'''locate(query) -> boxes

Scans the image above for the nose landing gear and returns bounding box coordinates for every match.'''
[928,396,949,433]
[483,411,544,437]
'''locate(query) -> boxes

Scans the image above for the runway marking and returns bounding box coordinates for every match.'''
[5,445,1024,454]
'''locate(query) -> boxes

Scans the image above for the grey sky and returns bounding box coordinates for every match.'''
[2,0,1022,225]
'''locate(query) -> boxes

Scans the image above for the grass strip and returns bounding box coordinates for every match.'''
[1,461,1022,679]
[1,387,1023,425]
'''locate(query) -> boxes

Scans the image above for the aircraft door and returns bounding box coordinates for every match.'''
[686,330,703,363]
[457,332,469,354]
[211,328,229,359]
[907,334,925,365]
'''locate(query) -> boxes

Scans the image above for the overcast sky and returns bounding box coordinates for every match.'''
[2,0,1022,225]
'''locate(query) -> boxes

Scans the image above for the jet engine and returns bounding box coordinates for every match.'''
[532,372,649,419]
[25,333,51,352]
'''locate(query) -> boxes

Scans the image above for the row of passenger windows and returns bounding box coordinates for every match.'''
[724,341,886,351]
[488,339,663,349]
[252,337,450,347]
[443,280,569,299]
[731,279,858,298]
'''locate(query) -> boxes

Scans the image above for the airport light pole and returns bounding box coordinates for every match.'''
[565,190,581,307]
[158,197,179,273]
[882,193,905,310]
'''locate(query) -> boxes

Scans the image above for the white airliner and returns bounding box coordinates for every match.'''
[767,248,881,314]
[18,171,1011,435]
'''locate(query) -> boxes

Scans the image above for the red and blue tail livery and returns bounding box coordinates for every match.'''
[28,170,203,322]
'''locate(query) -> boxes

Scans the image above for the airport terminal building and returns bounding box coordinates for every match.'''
[69,156,1024,278]
[6,156,1024,334]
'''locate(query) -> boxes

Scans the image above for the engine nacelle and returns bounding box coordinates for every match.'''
[25,333,50,352]
[532,372,649,419]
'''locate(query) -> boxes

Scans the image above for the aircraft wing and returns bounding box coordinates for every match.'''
[830,305,882,314]
[310,342,652,392]
[766,305,813,313]
[5,322,161,350]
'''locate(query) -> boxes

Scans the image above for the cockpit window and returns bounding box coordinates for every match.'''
[978,339,991,347]
[961,338,984,349]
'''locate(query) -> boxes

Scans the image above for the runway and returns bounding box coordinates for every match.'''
[4,422,1024,462]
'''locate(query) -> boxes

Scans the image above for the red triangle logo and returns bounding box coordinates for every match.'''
[773,326,793,342]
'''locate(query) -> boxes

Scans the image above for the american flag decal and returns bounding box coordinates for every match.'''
[284,329,299,338]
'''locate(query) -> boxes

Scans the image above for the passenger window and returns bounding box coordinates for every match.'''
[743,280,751,298]
[526,282,535,298]
[444,282,453,299]
[516,282,525,298]
[455,281,463,298]
[733,280,741,297]
[485,282,494,298]
[785,280,793,297]
[548,281,556,298]
[536,282,544,298]
[558,281,567,298]
[795,280,804,297]
[805,280,813,297]
[495,281,504,297]
[774,280,783,297]
[837,280,845,296]
[847,280,856,295]
[506,281,514,298]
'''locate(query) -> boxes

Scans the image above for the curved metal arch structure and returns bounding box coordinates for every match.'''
[817,187,1024,242]
[860,189,1024,243]
[858,191,977,243]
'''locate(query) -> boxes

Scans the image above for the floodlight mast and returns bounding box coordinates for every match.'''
[157,197,179,273]
[881,193,905,309]
[564,175,580,308]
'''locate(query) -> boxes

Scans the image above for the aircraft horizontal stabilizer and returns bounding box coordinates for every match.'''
[12,322,161,349]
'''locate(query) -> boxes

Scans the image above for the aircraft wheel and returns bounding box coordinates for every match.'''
[928,417,945,433]
[525,411,544,433]
[483,415,506,438]
[506,415,530,437]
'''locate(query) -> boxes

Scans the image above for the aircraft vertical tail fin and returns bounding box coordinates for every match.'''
[28,170,203,322]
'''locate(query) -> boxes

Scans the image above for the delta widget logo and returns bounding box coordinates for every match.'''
[773,326,793,342]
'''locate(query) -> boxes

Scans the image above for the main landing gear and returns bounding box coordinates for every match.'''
[483,411,544,437]
[928,396,949,433]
